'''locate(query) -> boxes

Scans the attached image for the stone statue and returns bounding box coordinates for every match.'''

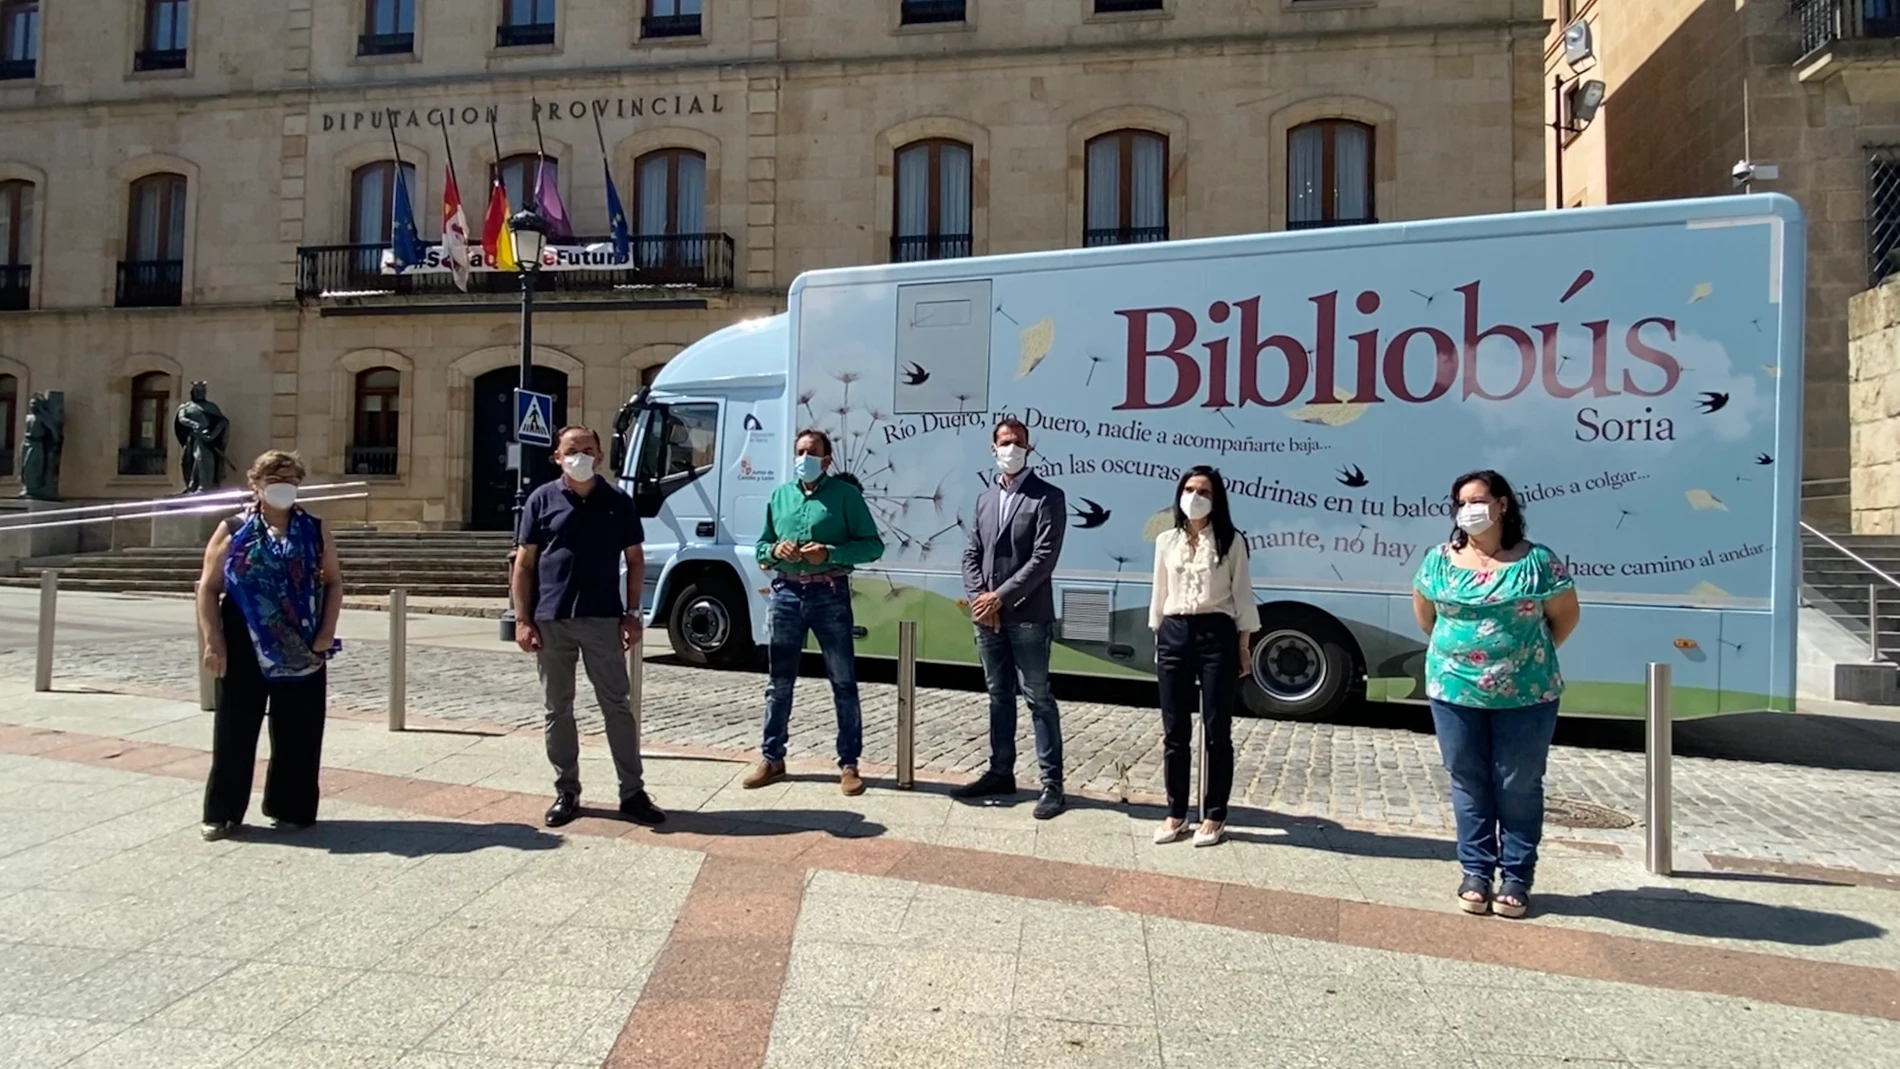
[17,392,63,502]
[173,380,231,494]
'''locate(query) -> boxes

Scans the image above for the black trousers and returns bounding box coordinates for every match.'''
[202,598,329,826]
[1156,613,1239,822]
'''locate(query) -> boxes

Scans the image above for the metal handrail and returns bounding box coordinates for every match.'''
[0,481,371,533]
[1801,521,1900,588]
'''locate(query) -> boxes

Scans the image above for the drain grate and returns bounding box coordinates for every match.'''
[1543,798,1635,830]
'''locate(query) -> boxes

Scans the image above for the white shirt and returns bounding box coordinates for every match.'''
[997,474,1023,531]
[1149,527,1260,632]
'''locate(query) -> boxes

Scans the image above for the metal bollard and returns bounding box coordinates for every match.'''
[193,582,216,712]
[1871,584,1883,662]
[1644,661,1673,876]
[625,630,645,745]
[388,588,407,732]
[33,569,56,693]
[895,620,918,790]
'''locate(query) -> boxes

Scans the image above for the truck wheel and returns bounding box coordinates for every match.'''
[1239,606,1357,720]
[667,576,754,668]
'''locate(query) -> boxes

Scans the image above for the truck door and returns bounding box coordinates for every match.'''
[628,398,724,612]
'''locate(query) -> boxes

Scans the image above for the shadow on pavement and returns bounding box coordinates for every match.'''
[1536,888,1887,946]
[652,808,889,840]
[264,818,562,857]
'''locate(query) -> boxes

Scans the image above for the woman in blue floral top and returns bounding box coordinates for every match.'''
[1412,469,1580,918]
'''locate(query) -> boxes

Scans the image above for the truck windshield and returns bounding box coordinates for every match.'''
[629,401,719,490]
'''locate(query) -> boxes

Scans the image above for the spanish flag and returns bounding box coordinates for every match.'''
[481,169,518,272]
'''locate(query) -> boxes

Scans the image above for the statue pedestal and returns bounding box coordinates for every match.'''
[153,510,229,549]
[0,499,82,562]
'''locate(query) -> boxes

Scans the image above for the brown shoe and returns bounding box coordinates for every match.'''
[839,765,865,797]
[742,761,785,790]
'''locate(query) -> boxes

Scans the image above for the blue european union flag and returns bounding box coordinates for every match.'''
[603,159,631,264]
[390,164,425,272]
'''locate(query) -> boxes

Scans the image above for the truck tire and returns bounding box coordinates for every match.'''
[1239,605,1358,720]
[666,575,754,668]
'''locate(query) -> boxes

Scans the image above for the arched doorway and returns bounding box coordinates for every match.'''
[470,365,569,531]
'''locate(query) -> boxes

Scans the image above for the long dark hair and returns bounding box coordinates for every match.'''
[1448,469,1527,550]
[1172,465,1238,561]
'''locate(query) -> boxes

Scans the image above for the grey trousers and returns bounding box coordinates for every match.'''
[536,617,645,802]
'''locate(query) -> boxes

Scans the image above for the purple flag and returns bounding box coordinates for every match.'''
[534,159,573,240]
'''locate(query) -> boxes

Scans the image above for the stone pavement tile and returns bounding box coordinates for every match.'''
[779,939,899,1007]
[1150,965,1293,1034]
[1142,915,1283,974]
[1585,987,1900,1068]
[279,972,488,1048]
[608,996,776,1069]
[872,948,1016,1015]
[0,1013,129,1069]
[419,980,627,1062]
[1159,1025,1482,1069]
[251,914,438,971]
[140,900,326,960]
[761,1001,863,1069]
[381,918,558,979]
[150,961,362,1035]
[1032,827,1141,868]
[1272,935,1427,985]
[1006,1017,1163,1069]
[499,925,669,990]
[0,887,130,942]
[791,890,911,947]
[1013,955,1156,1028]
[801,868,915,900]
[394,1054,571,1069]
[1435,989,1634,1062]
[0,943,122,1011]
[0,843,122,888]
[1017,899,1148,966]
[899,884,1025,948]
[20,951,236,1024]
[54,841,220,896]
[641,936,793,1004]
[453,875,604,928]
[65,1024,263,1069]
[844,1007,1010,1069]
[225,1038,403,1069]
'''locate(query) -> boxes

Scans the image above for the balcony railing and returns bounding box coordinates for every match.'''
[0,58,32,80]
[348,446,399,477]
[495,21,556,48]
[642,13,701,38]
[890,234,973,262]
[1794,0,1900,57]
[358,32,415,56]
[901,0,966,25]
[1095,0,1165,12]
[133,48,187,72]
[1868,145,1900,287]
[1288,217,1380,231]
[1084,226,1170,248]
[116,260,184,308]
[0,265,27,311]
[296,234,736,301]
[117,447,167,477]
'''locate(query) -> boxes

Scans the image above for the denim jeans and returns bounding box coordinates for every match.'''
[761,577,863,768]
[1429,698,1561,889]
[974,620,1063,788]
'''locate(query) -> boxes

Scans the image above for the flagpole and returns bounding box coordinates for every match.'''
[592,104,631,268]
[530,96,546,212]
[385,113,416,273]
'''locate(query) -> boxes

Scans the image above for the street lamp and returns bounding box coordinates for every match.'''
[499,205,549,642]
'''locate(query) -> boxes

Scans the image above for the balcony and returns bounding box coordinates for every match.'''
[1288,217,1379,231]
[641,13,700,38]
[348,446,399,477]
[133,48,187,72]
[116,260,184,308]
[357,32,415,56]
[1095,0,1165,12]
[295,234,736,305]
[495,21,555,48]
[1084,226,1170,248]
[0,58,32,81]
[890,234,973,262]
[1794,1,1900,97]
[117,447,167,477]
[0,265,27,310]
[900,0,966,26]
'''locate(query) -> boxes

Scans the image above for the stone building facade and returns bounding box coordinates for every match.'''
[0,0,1545,529]
[1543,0,1900,527]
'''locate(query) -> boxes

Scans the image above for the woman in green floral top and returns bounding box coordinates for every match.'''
[1412,469,1581,919]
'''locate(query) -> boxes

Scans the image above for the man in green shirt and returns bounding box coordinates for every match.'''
[742,429,885,796]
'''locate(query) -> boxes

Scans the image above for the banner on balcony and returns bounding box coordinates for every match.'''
[379,243,640,274]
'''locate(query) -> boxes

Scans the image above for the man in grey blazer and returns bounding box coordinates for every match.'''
[957,417,1069,819]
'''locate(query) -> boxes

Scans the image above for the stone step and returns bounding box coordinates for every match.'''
[0,576,507,598]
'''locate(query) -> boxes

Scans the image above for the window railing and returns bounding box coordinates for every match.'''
[0,58,32,80]
[1084,226,1169,248]
[1287,217,1379,231]
[117,446,167,477]
[1095,0,1164,12]
[295,233,736,300]
[348,445,399,477]
[358,31,415,56]
[901,0,966,25]
[1867,145,1900,287]
[116,260,184,307]
[496,21,556,47]
[890,233,973,262]
[133,48,187,72]
[642,13,700,38]
[1794,0,1900,58]
[0,265,27,311]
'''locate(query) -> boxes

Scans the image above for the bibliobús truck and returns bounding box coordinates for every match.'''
[616,194,1805,720]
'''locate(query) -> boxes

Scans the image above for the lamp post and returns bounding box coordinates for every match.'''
[499,206,549,643]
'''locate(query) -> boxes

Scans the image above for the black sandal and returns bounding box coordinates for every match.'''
[1495,880,1530,919]
[1457,873,1492,915]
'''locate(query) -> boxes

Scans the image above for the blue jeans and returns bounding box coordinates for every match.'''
[974,621,1064,788]
[761,577,863,768]
[1430,698,1561,890]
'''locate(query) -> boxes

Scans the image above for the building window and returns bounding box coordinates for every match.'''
[1287,119,1375,230]
[643,0,700,38]
[135,0,189,71]
[0,0,37,79]
[0,180,30,311]
[900,0,965,26]
[121,372,169,475]
[892,139,972,262]
[497,0,555,47]
[1095,0,1163,13]
[120,173,188,307]
[0,373,15,478]
[1085,130,1168,247]
[351,367,401,476]
[634,148,707,269]
[1868,145,1900,288]
[361,0,416,55]
[351,161,419,245]
[493,154,552,217]
[640,363,665,388]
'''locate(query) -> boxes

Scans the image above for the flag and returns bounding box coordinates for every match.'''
[440,165,472,292]
[603,159,630,263]
[481,170,517,272]
[389,165,424,273]
[535,159,573,240]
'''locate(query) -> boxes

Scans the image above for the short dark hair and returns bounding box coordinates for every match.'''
[794,428,833,457]
[554,425,601,451]
[992,418,1030,446]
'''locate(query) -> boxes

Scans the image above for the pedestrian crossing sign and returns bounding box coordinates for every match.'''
[514,389,555,448]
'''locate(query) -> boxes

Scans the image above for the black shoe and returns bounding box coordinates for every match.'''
[1033,786,1066,821]
[545,792,580,828]
[618,791,667,826]
[950,771,1017,800]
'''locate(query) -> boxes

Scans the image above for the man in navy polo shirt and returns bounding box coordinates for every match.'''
[512,425,664,828]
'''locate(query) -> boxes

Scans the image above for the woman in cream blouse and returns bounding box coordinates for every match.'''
[1148,466,1259,847]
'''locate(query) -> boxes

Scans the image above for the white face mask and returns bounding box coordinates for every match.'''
[1456,502,1495,535]
[562,453,596,482]
[261,483,297,510]
[995,445,1027,475]
[1179,493,1213,521]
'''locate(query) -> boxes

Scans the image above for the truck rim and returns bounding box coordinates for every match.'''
[1253,629,1326,703]
[682,595,731,653]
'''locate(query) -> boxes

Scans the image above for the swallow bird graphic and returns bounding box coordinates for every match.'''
[1336,465,1368,489]
[901,362,930,386]
[1696,392,1730,414]
[1755,453,1773,466]
[1071,498,1111,529]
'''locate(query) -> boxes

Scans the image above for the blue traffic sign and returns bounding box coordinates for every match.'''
[514,389,555,448]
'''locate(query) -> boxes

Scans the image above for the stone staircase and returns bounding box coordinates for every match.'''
[1801,529,1900,662]
[0,530,516,600]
